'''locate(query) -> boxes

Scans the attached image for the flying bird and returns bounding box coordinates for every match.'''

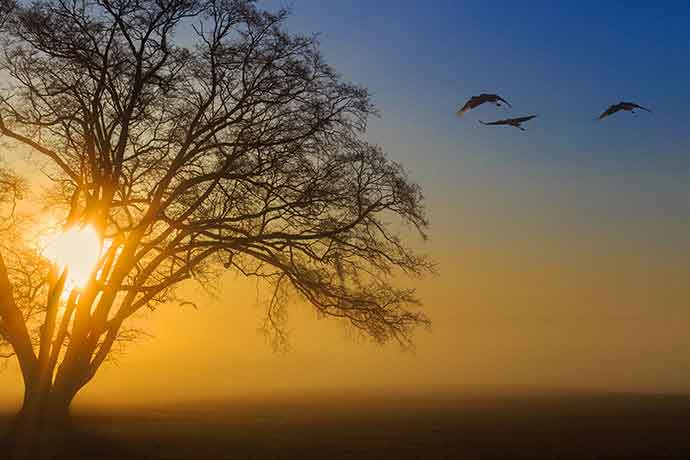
[479,115,537,131]
[457,93,512,116]
[597,102,652,121]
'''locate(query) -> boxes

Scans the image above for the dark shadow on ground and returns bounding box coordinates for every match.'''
[4,391,690,459]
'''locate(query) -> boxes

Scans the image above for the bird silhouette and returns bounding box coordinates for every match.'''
[597,102,652,121]
[479,115,537,131]
[457,93,512,116]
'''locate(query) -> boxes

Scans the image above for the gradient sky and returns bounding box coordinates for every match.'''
[2,1,690,408]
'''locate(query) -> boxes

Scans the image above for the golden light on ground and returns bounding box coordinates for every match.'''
[42,224,102,290]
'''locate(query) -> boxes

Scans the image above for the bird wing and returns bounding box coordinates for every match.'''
[456,102,472,116]
[597,104,620,120]
[460,96,486,114]
[456,96,483,116]
[479,119,508,126]
[456,106,469,117]
[496,96,512,108]
[513,115,537,123]
[632,103,652,113]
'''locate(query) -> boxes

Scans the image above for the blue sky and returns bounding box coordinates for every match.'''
[265,1,690,253]
[272,0,690,171]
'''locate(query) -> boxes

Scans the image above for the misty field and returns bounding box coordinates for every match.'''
[3,391,690,459]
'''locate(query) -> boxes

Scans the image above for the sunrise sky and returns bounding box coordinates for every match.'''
[2,0,690,408]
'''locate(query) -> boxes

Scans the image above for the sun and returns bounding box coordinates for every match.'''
[41,224,103,290]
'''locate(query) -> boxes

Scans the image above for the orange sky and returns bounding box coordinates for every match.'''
[2,144,690,409]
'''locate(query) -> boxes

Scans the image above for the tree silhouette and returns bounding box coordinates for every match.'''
[0,0,431,454]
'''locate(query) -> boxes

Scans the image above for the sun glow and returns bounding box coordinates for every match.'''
[42,224,103,290]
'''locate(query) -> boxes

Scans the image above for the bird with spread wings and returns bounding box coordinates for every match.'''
[479,115,537,131]
[597,102,652,121]
[457,93,512,116]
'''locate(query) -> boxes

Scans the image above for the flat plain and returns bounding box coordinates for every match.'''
[3,391,690,459]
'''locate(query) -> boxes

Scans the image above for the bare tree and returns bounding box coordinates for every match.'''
[0,0,432,454]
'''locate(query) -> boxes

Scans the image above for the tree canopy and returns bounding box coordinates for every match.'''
[0,0,432,427]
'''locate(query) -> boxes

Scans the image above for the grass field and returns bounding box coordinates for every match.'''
[3,391,690,459]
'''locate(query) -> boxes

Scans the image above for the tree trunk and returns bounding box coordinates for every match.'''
[8,384,76,460]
